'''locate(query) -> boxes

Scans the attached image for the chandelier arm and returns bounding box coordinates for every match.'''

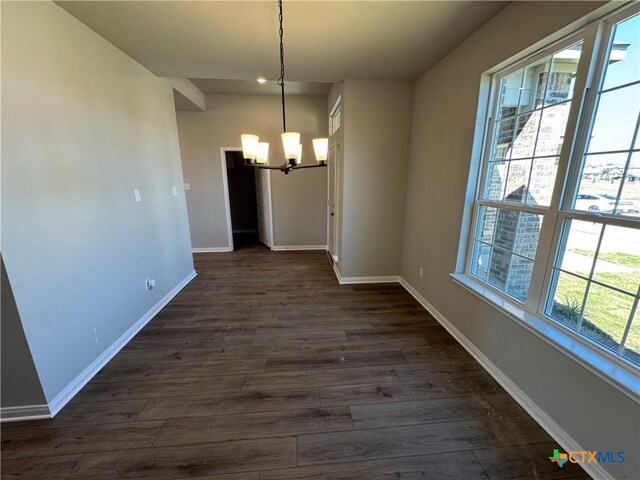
[244,164,282,170]
[292,164,327,169]
[245,163,327,172]
[277,0,286,133]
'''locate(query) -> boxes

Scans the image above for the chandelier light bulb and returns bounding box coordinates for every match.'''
[256,142,269,164]
[241,134,259,163]
[295,144,303,165]
[281,132,301,162]
[313,138,329,164]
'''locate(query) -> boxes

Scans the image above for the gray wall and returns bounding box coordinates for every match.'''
[1,1,194,403]
[400,1,638,478]
[1,258,46,409]
[339,79,413,278]
[177,95,327,248]
[177,94,328,249]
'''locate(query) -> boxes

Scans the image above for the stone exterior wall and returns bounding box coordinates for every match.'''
[482,70,573,300]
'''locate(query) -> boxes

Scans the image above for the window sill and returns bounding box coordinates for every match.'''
[450,273,640,403]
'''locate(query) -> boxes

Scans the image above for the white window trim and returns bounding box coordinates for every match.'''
[451,273,640,402]
[456,2,640,402]
[329,95,342,136]
[464,28,594,310]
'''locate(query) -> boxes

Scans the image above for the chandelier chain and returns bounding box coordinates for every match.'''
[277,0,286,132]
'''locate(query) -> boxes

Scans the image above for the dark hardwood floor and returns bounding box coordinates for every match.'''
[1,247,591,479]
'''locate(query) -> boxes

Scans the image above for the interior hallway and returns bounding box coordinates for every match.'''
[1,250,590,479]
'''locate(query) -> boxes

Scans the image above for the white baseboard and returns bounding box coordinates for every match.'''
[338,275,401,285]
[271,245,327,251]
[333,262,341,282]
[0,404,50,423]
[45,270,197,418]
[398,277,608,480]
[192,247,232,253]
[332,263,400,285]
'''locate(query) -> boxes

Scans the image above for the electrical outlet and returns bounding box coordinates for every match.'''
[419,267,424,278]
[184,183,191,191]
[145,278,156,291]
[94,327,98,344]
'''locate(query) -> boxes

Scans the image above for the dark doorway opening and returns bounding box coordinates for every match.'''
[226,151,262,250]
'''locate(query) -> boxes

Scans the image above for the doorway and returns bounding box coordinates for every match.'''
[223,150,273,250]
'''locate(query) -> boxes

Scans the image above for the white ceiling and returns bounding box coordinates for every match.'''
[57,1,507,88]
[190,78,331,96]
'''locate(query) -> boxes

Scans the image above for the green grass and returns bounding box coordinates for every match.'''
[593,271,640,295]
[568,249,640,294]
[553,250,639,363]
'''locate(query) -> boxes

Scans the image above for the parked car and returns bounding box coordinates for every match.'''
[575,193,637,214]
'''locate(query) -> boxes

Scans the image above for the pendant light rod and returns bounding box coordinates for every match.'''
[277,0,286,133]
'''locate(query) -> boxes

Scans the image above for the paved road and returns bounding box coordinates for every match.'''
[567,220,640,254]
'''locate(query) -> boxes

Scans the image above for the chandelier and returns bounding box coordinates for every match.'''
[240,0,328,175]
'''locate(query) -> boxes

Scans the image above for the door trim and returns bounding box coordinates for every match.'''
[220,147,238,251]
[261,169,275,248]
[327,142,339,259]
[326,146,332,253]
[254,167,274,248]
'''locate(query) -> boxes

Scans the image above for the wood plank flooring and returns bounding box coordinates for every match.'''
[1,245,591,479]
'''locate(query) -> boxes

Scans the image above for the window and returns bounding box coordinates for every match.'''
[466,5,640,371]
[330,97,341,135]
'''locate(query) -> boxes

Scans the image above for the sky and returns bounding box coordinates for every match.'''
[586,13,640,162]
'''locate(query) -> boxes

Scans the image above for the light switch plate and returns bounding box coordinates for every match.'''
[184,183,191,191]
[172,186,178,196]
[134,189,141,202]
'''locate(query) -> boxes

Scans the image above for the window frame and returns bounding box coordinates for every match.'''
[461,2,640,393]
[464,29,593,308]
[329,96,342,135]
